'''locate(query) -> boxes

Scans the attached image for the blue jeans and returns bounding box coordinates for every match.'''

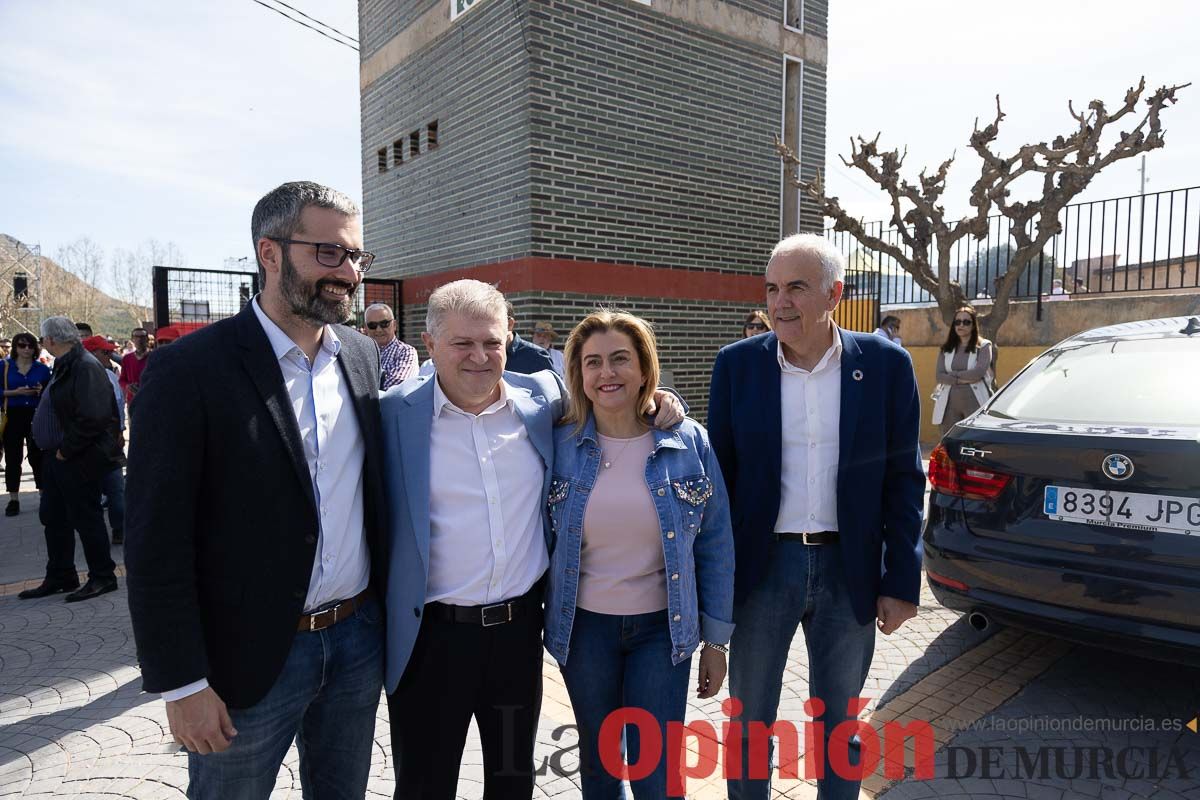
[560,608,692,799]
[727,540,876,800]
[101,467,124,534]
[187,596,385,800]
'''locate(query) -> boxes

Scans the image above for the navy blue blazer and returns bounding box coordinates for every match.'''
[707,329,925,625]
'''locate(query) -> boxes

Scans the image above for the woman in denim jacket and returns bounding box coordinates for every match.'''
[544,310,735,799]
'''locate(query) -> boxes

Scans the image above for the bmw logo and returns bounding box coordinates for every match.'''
[1102,454,1134,481]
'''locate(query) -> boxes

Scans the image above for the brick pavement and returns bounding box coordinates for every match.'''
[7,468,1197,800]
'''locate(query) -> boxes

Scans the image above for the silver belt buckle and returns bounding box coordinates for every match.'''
[309,604,339,631]
[802,532,819,546]
[481,602,513,627]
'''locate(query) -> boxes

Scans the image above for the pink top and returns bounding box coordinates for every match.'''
[578,432,667,615]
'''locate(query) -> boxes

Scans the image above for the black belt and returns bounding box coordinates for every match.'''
[772,531,839,545]
[425,586,542,627]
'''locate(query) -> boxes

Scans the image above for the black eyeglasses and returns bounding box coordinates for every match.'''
[366,320,392,330]
[954,319,974,327]
[14,342,35,349]
[745,322,768,331]
[270,238,376,272]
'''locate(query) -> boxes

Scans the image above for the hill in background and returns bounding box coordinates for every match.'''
[0,234,149,339]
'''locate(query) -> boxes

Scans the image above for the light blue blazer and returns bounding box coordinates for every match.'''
[379,370,565,692]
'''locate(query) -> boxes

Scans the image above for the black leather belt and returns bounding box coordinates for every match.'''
[772,531,839,545]
[426,586,541,627]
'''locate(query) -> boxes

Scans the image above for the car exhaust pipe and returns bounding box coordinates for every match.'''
[967,611,990,632]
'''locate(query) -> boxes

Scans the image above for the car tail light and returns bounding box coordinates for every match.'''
[926,570,969,591]
[928,444,1012,501]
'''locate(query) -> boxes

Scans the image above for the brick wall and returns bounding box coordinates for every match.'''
[360,0,533,278]
[364,0,830,416]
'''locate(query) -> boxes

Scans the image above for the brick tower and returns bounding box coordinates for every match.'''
[359,0,828,416]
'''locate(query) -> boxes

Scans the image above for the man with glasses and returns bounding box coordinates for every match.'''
[125,181,388,799]
[365,303,417,390]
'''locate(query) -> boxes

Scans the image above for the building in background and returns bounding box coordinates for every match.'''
[359,0,828,417]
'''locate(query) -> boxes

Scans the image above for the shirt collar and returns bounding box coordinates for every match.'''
[776,325,842,375]
[432,374,513,419]
[252,296,340,363]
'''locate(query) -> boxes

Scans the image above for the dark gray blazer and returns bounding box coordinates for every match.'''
[124,302,387,709]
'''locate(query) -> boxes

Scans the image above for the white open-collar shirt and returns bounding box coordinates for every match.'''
[427,377,548,606]
[775,328,842,534]
[163,300,369,702]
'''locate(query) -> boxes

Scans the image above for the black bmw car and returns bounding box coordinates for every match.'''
[923,315,1200,664]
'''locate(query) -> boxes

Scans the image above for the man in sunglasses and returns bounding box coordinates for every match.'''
[125,181,388,799]
[365,303,418,390]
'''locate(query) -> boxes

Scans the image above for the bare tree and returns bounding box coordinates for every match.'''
[109,238,183,327]
[53,237,107,324]
[780,78,1188,338]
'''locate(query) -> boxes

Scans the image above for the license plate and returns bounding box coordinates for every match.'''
[1044,486,1200,536]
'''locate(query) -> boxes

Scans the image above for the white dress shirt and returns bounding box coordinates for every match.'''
[427,377,548,606]
[163,300,369,702]
[775,330,842,534]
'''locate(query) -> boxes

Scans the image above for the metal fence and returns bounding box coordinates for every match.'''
[352,279,404,330]
[825,185,1200,311]
[152,267,258,331]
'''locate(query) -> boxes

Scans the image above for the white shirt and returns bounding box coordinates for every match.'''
[775,330,842,534]
[103,368,124,430]
[427,377,548,606]
[163,299,369,702]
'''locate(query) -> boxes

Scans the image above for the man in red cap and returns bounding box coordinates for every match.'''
[82,335,126,545]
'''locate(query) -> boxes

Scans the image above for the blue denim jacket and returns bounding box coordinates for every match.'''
[543,414,735,667]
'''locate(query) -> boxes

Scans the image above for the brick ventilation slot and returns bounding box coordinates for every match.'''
[376,148,387,173]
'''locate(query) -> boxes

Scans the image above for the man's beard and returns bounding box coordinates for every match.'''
[279,249,357,326]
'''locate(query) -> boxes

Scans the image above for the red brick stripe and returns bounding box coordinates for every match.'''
[400,258,764,304]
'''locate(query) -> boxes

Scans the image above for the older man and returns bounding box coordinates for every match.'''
[530,321,565,377]
[364,302,417,390]
[380,280,682,799]
[125,181,387,799]
[708,234,924,800]
[18,317,122,602]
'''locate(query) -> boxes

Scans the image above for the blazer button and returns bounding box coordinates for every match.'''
[413,607,421,617]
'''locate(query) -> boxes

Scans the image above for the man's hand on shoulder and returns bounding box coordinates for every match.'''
[166,687,238,754]
[649,388,684,429]
[876,595,917,635]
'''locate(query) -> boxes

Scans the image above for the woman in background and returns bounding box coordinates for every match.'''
[2,332,51,515]
[741,309,771,339]
[932,306,995,436]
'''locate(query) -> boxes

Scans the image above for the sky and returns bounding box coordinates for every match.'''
[1,0,1197,288]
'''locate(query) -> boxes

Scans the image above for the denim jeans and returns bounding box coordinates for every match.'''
[726,540,876,800]
[560,608,692,800]
[187,595,385,800]
[101,467,125,534]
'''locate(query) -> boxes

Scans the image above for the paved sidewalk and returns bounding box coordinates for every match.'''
[10,467,1196,800]
[0,470,991,798]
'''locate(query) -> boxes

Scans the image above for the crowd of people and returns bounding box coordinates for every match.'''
[8,180,929,800]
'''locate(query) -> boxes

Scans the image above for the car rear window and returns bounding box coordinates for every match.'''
[986,336,1200,427]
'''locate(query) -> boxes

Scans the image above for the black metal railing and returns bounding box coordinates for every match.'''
[825,185,1200,309]
[152,266,258,331]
